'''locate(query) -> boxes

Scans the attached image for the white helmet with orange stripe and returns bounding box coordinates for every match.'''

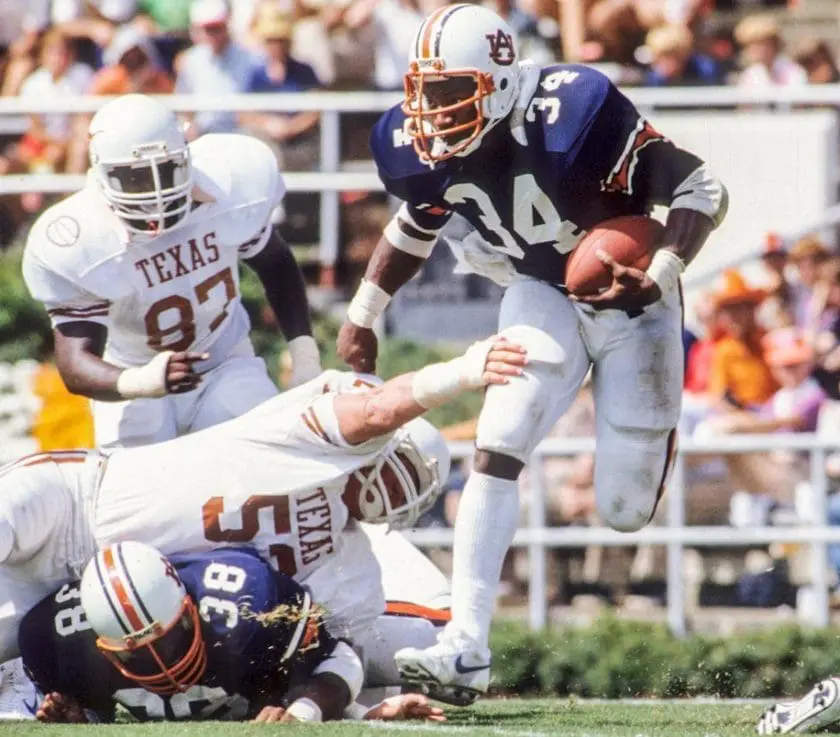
[403,3,520,165]
[80,541,206,695]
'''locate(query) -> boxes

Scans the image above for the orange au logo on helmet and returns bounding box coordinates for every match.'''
[486,29,515,66]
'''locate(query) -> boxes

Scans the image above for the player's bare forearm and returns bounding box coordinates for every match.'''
[364,235,427,295]
[335,337,527,445]
[53,321,125,401]
[245,229,313,342]
[659,208,716,266]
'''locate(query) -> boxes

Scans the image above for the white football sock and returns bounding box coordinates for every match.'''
[445,471,520,652]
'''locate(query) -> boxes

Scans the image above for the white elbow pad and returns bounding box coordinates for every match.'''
[670,163,729,229]
[313,640,364,702]
[383,203,440,258]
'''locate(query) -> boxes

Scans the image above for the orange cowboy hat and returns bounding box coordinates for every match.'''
[713,270,766,309]
[762,328,814,367]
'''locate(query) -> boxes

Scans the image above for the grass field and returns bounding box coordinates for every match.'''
[0,699,768,737]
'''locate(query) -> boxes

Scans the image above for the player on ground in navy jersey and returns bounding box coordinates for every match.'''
[337,3,728,706]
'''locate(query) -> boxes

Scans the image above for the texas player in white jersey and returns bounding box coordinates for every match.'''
[0,335,526,667]
[22,94,321,449]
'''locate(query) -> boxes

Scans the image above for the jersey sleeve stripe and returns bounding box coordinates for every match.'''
[47,303,111,318]
[237,227,268,253]
[302,408,330,443]
[397,217,437,242]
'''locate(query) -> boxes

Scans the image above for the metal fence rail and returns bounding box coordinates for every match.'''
[401,434,840,635]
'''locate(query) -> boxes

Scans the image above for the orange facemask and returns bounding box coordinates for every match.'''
[402,61,495,165]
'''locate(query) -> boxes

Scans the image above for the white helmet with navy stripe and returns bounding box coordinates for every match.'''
[80,541,206,695]
[403,4,520,165]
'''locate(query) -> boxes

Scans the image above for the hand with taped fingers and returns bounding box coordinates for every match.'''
[165,351,209,394]
[570,249,662,313]
[364,693,447,722]
[36,692,88,723]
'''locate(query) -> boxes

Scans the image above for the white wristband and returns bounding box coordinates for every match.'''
[286,697,323,723]
[647,249,684,297]
[343,702,370,721]
[287,335,321,382]
[115,351,173,399]
[411,338,494,409]
[346,280,391,329]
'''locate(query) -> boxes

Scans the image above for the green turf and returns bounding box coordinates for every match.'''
[0,699,768,736]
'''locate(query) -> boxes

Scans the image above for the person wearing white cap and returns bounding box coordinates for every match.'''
[176,0,259,135]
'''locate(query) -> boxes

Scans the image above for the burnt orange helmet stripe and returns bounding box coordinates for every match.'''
[419,4,457,59]
[102,547,145,632]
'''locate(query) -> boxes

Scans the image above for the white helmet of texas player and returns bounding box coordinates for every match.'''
[352,417,451,530]
[403,3,520,165]
[80,541,206,695]
[88,94,193,234]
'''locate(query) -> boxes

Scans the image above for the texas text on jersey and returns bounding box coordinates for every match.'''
[22,131,283,371]
[370,63,716,285]
[18,548,334,722]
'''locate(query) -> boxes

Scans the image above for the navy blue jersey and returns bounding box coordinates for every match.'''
[18,548,334,722]
[370,64,704,283]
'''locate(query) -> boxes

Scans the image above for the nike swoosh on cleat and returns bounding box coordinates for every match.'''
[454,655,491,675]
[22,696,38,716]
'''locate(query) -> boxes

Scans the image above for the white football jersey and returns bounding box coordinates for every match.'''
[94,371,392,584]
[22,133,284,370]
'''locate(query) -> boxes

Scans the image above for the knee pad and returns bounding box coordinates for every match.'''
[595,427,676,532]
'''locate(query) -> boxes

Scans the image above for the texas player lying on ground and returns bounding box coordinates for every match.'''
[336,3,728,704]
[22,93,320,451]
[0,335,526,669]
[22,543,442,724]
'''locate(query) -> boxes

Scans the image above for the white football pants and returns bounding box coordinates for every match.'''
[477,278,682,531]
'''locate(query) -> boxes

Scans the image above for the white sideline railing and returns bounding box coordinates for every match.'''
[2,85,840,265]
[402,433,840,636]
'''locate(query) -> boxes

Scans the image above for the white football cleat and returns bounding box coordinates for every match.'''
[758,678,840,733]
[0,659,39,721]
[396,638,491,707]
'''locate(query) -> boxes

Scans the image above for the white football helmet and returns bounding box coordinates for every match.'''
[80,541,206,695]
[88,94,193,235]
[352,417,451,530]
[403,3,520,165]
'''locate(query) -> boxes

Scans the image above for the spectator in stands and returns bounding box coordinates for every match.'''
[0,29,92,179]
[793,38,840,85]
[735,14,807,88]
[694,17,738,82]
[1,20,45,97]
[175,0,257,135]
[642,23,723,86]
[239,7,321,171]
[758,235,796,330]
[706,270,777,411]
[64,26,175,174]
[788,236,831,329]
[137,0,192,33]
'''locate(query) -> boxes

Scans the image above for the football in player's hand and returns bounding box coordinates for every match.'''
[565,215,664,296]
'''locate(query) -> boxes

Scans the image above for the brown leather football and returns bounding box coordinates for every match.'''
[565,215,664,296]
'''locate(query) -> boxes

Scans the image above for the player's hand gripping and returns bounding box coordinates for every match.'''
[337,321,379,374]
[36,692,88,723]
[570,249,662,313]
[165,351,208,394]
[475,336,528,387]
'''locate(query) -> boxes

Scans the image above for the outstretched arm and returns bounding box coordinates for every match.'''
[334,336,527,445]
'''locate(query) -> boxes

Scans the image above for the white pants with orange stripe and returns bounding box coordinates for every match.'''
[0,451,103,661]
[476,278,683,531]
[357,525,451,690]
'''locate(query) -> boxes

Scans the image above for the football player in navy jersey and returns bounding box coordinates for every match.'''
[337,3,728,705]
[19,543,363,723]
